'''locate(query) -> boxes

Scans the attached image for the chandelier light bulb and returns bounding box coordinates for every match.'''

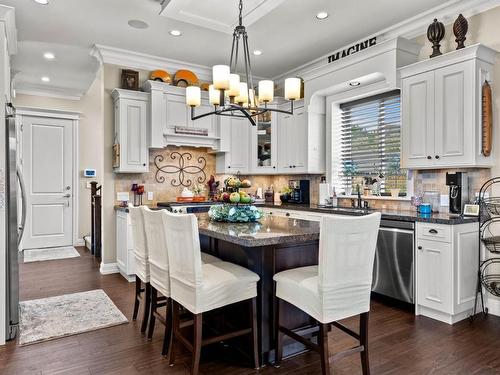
[285,78,301,100]
[213,65,230,90]
[208,85,220,106]
[258,80,274,103]
[235,82,248,105]
[186,86,201,107]
[228,74,241,97]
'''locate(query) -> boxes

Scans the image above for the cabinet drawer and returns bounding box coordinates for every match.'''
[417,223,451,243]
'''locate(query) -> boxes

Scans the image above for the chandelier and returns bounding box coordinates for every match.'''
[185,0,301,126]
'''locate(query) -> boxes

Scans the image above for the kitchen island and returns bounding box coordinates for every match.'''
[197,213,321,365]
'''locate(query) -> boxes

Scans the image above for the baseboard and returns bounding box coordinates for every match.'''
[73,239,85,247]
[486,296,500,317]
[99,262,120,275]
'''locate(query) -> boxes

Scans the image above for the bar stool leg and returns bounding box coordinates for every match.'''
[133,276,141,321]
[147,286,158,340]
[162,297,172,356]
[360,312,370,375]
[250,297,260,369]
[191,313,203,375]
[141,283,151,334]
[319,323,330,375]
[274,297,283,367]
[169,300,179,366]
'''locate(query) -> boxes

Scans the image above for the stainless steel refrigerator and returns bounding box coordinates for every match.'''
[5,103,26,341]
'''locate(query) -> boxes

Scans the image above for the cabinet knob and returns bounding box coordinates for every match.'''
[427,156,432,160]
[273,166,276,169]
[228,166,231,169]
[143,163,146,166]
[418,246,423,250]
[429,229,438,234]
[286,213,290,217]
[293,165,296,168]
[435,155,440,159]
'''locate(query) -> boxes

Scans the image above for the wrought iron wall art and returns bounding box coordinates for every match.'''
[154,152,207,187]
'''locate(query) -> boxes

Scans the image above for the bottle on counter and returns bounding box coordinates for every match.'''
[264,186,274,203]
[331,186,338,207]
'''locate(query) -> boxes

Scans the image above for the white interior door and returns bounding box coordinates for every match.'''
[22,115,73,249]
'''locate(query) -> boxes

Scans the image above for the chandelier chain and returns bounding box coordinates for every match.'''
[238,0,243,26]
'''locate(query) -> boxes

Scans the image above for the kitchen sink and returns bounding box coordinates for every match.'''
[316,206,370,214]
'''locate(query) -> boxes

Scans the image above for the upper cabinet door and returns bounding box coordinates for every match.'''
[228,117,250,173]
[250,110,278,174]
[165,93,189,133]
[277,112,293,173]
[292,107,308,172]
[118,98,148,173]
[434,61,473,167]
[401,71,435,169]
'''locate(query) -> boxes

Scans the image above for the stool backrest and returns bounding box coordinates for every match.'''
[162,211,203,288]
[319,212,381,319]
[128,204,147,259]
[142,207,169,273]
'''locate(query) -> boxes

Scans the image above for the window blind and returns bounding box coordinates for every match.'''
[338,90,405,193]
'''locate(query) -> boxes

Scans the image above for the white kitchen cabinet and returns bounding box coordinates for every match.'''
[111,89,150,173]
[250,109,278,174]
[277,102,308,174]
[142,81,220,149]
[415,222,478,324]
[116,210,136,282]
[216,116,251,174]
[400,44,497,169]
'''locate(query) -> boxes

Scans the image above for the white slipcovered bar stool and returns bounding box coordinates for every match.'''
[128,204,151,334]
[274,213,381,375]
[142,207,222,354]
[162,210,260,375]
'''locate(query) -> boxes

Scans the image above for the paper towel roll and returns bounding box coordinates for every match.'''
[319,183,331,205]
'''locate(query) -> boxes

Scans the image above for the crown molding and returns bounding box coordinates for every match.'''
[15,106,81,120]
[15,88,82,101]
[91,44,214,82]
[90,44,270,83]
[0,5,17,55]
[272,0,500,82]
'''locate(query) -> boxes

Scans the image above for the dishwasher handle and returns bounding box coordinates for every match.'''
[379,226,415,235]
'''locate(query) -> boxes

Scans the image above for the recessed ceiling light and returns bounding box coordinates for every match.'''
[253,50,263,56]
[349,81,361,87]
[41,76,50,83]
[316,11,329,20]
[43,52,55,60]
[33,0,49,4]
[128,19,149,29]
[169,30,182,36]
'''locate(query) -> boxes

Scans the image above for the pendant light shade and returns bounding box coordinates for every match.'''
[258,80,274,103]
[285,78,301,100]
[213,65,230,90]
[208,85,220,105]
[186,86,201,107]
[228,74,241,97]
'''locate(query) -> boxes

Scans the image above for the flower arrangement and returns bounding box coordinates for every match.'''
[208,204,263,223]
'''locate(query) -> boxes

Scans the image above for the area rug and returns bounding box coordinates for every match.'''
[23,246,80,263]
[18,289,128,346]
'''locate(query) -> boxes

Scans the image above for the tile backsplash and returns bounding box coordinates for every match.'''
[114,146,323,205]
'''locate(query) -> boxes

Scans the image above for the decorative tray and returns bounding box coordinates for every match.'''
[176,196,206,203]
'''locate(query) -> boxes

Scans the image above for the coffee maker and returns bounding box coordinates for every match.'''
[288,180,310,204]
[446,172,469,214]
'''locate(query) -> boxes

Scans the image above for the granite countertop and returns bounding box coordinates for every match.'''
[115,203,478,225]
[197,213,320,247]
[262,203,479,225]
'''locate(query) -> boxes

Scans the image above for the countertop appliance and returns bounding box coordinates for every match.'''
[288,180,310,204]
[4,103,26,341]
[446,172,468,214]
[372,219,414,304]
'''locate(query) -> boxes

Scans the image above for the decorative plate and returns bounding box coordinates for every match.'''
[174,70,199,87]
[150,70,172,84]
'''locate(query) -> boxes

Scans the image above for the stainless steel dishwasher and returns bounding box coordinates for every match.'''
[372,219,415,304]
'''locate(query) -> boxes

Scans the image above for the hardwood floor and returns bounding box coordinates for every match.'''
[1,247,500,374]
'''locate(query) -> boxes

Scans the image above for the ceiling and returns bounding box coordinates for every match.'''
[6,0,459,98]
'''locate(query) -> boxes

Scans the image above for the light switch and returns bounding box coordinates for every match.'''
[147,191,154,201]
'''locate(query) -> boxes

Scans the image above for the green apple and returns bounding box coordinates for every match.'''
[229,192,241,203]
[241,195,252,204]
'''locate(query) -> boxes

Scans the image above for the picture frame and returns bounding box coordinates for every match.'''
[463,204,479,216]
[121,69,139,91]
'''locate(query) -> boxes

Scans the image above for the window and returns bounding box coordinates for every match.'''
[333,90,407,196]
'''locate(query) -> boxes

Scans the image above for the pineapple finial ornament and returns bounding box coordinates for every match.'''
[453,14,468,50]
[427,18,445,58]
